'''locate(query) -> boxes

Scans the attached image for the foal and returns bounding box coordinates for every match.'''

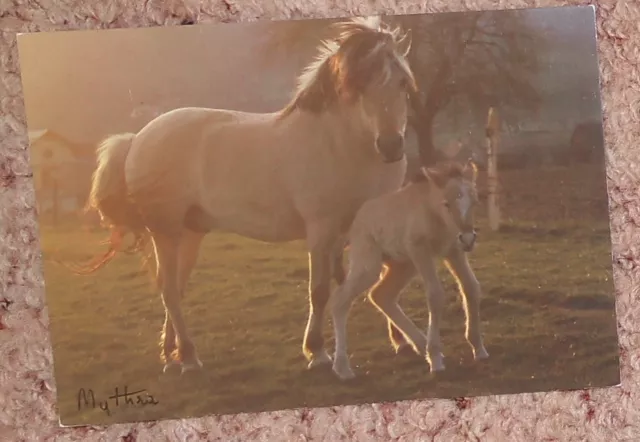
[330,160,489,380]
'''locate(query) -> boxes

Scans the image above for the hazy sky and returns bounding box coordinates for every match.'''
[17,6,602,146]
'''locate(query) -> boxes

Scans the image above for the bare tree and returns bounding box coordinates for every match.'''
[260,11,549,166]
[391,10,548,165]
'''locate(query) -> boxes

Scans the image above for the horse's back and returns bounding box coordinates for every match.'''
[123,107,246,230]
[123,106,299,236]
[126,107,231,183]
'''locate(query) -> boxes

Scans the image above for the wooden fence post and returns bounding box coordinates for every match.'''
[52,175,59,227]
[486,107,501,232]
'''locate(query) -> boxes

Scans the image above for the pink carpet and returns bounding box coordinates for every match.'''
[1,0,638,440]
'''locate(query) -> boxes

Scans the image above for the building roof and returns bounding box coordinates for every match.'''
[27,128,94,159]
[28,129,49,143]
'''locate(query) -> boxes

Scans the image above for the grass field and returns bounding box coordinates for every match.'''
[40,164,620,426]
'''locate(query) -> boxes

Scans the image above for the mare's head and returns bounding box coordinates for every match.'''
[281,16,417,163]
[421,159,480,252]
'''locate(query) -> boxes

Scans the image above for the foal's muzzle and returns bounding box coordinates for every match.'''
[458,230,477,252]
[376,133,405,163]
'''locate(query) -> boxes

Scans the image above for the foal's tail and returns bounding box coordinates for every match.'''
[56,133,153,276]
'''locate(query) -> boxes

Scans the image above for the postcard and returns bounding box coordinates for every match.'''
[17,5,619,426]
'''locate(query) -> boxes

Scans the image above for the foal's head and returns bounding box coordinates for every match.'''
[422,160,480,252]
[282,17,417,163]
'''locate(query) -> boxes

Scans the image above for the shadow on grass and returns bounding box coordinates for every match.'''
[496,222,611,239]
[559,294,615,311]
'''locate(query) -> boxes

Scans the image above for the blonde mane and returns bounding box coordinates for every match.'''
[279,16,416,118]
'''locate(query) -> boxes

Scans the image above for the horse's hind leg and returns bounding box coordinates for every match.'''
[154,233,202,373]
[445,248,489,361]
[160,231,205,373]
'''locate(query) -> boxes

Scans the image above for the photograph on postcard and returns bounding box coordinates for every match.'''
[17,5,619,426]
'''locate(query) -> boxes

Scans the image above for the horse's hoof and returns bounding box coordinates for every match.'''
[162,360,181,374]
[474,347,490,360]
[307,351,332,369]
[332,365,356,381]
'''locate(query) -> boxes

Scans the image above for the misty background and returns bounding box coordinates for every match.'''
[17,6,604,216]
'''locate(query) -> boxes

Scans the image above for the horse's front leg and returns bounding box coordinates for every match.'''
[303,222,339,369]
[445,247,489,361]
[409,245,446,373]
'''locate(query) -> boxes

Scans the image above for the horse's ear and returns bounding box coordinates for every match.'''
[397,29,412,57]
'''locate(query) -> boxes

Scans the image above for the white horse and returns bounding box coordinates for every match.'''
[329,161,489,380]
[79,17,417,374]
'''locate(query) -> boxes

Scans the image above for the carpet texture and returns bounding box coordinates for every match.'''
[1,0,638,440]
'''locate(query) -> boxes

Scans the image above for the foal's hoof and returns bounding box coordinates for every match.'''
[181,359,204,375]
[162,360,182,375]
[427,355,446,373]
[307,350,332,370]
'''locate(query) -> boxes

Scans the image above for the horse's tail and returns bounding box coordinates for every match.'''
[57,133,154,276]
[86,133,140,227]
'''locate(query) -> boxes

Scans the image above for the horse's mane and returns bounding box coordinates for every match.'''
[278,16,416,119]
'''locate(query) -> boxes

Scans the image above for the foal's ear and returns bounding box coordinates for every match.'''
[463,158,478,181]
[425,167,448,188]
[409,167,429,183]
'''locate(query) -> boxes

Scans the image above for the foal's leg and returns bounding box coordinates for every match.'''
[388,320,412,354]
[368,262,429,358]
[409,246,447,372]
[161,231,205,372]
[444,248,489,361]
[330,251,382,380]
[303,223,339,368]
[376,264,416,354]
[153,233,202,373]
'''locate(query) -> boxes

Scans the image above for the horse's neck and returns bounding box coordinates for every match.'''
[295,106,377,161]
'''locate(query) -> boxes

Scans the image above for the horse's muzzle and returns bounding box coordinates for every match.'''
[376,133,405,163]
[458,231,477,252]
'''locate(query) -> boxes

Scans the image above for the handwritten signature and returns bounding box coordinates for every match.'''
[77,386,159,416]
